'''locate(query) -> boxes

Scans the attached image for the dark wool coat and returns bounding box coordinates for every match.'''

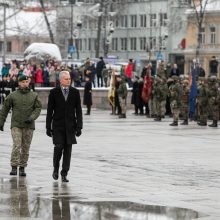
[83,81,92,106]
[46,86,83,145]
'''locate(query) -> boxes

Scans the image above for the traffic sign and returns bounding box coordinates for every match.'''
[156,52,164,61]
[68,45,76,53]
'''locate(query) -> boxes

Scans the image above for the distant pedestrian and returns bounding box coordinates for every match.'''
[125,59,134,87]
[96,57,106,87]
[83,76,92,115]
[0,75,42,176]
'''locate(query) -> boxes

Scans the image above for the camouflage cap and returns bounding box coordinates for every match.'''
[208,75,217,82]
[198,77,205,81]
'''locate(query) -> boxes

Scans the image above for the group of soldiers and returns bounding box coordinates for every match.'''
[132,73,220,127]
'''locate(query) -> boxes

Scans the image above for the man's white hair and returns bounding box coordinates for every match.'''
[59,70,70,80]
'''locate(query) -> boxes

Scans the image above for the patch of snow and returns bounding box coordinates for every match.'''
[24,43,62,63]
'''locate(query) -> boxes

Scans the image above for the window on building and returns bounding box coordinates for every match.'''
[140,14,147,28]
[160,13,168,27]
[88,38,91,50]
[77,39,82,51]
[121,38,127,50]
[83,39,87,51]
[120,15,128,28]
[140,37,146,50]
[150,14,157,27]
[130,15,137,28]
[130,38,137,50]
[112,38,118,51]
[200,27,205,44]
[210,26,216,44]
[7,41,12,52]
[149,37,156,50]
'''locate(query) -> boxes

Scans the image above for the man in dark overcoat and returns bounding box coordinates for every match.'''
[46,70,83,182]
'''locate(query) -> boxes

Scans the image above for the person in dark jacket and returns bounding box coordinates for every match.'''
[46,71,83,182]
[96,57,106,87]
[83,76,92,115]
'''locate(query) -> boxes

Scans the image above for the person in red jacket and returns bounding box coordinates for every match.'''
[35,64,43,87]
[125,59,134,88]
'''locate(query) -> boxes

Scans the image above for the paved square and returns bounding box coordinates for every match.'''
[0,110,219,220]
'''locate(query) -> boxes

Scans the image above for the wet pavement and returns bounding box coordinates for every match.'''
[0,110,220,220]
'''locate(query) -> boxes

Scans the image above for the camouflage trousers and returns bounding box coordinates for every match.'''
[149,97,157,116]
[119,97,127,114]
[197,103,207,123]
[181,103,189,121]
[170,100,180,122]
[156,100,166,117]
[11,127,34,167]
[209,104,219,121]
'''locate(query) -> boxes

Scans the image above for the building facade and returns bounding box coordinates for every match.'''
[184,1,220,76]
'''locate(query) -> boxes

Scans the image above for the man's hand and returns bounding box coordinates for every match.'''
[0,126,3,131]
[24,118,32,124]
[75,129,82,137]
[46,129,53,137]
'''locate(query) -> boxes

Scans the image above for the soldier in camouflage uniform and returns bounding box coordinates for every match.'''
[196,77,209,126]
[154,77,168,121]
[116,75,128,118]
[180,78,190,125]
[0,75,42,176]
[169,76,181,126]
[208,76,220,127]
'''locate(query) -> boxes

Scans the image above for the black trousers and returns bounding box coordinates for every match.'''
[53,143,72,176]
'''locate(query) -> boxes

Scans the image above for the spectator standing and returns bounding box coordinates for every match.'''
[125,59,134,87]
[83,76,92,115]
[35,64,43,87]
[96,57,106,87]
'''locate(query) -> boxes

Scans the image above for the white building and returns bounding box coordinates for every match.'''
[57,0,192,70]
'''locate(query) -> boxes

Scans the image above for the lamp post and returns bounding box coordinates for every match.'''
[0,1,9,64]
[95,0,116,58]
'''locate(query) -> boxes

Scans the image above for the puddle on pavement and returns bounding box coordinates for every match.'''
[0,177,207,220]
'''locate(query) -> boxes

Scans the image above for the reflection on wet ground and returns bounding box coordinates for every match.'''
[0,177,206,220]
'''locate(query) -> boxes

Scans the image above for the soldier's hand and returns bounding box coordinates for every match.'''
[24,118,32,124]
[46,129,53,137]
[0,126,3,131]
[75,129,82,137]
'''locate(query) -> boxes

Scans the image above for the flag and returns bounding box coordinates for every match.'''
[189,68,197,118]
[108,69,116,107]
[141,65,151,103]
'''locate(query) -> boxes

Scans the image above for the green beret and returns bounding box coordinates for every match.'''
[18,75,29,82]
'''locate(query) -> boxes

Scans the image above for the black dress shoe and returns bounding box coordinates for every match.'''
[61,176,69,182]
[52,170,58,180]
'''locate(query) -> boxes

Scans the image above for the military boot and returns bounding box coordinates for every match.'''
[181,120,188,125]
[169,121,178,126]
[154,116,161,121]
[208,120,218,127]
[10,166,17,176]
[19,167,26,177]
[197,121,207,126]
[119,114,126,118]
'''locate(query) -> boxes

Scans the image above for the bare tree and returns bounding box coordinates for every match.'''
[191,0,209,59]
[38,0,55,44]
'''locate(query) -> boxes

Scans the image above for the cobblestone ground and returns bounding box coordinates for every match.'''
[0,110,220,220]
